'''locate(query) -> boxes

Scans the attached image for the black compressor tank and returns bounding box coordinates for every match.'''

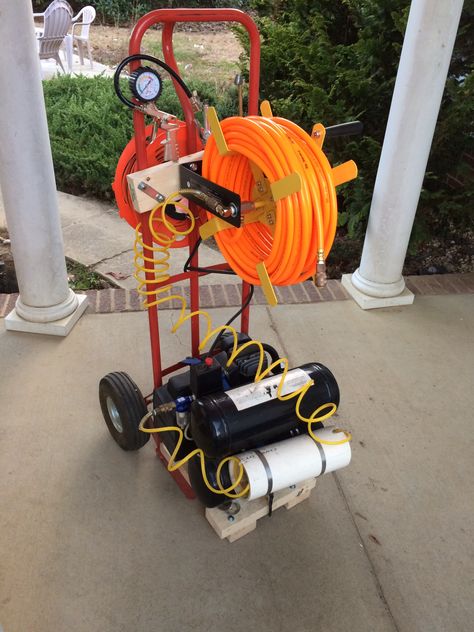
[190,362,339,459]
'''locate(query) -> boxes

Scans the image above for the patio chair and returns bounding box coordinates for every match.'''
[71,6,96,69]
[36,0,73,73]
[33,0,72,34]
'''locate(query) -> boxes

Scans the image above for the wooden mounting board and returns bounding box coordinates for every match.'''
[127,150,204,213]
[205,478,317,543]
[158,443,316,542]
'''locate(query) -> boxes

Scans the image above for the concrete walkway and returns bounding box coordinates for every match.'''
[1,294,473,632]
[0,190,238,290]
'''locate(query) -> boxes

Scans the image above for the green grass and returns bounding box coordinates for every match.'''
[144,32,241,89]
[66,259,111,290]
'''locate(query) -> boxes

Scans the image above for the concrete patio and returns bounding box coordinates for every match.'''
[39,51,113,80]
[1,292,473,632]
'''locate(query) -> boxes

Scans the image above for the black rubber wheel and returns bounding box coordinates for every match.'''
[99,372,150,451]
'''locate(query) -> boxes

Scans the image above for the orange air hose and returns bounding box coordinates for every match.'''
[202,115,339,286]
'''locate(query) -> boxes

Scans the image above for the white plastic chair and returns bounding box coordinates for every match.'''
[36,0,73,73]
[71,6,96,69]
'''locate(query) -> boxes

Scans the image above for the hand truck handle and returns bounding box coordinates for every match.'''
[129,9,261,159]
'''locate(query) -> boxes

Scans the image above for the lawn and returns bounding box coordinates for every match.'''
[89,25,243,88]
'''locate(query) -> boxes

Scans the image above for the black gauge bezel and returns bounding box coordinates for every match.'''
[114,54,192,110]
[129,66,163,103]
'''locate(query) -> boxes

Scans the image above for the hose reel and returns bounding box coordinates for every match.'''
[113,85,357,300]
[200,103,358,298]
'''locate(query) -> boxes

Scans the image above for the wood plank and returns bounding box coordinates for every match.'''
[205,478,317,542]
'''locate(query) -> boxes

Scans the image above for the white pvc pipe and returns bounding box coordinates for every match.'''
[232,429,351,501]
[351,0,464,299]
[0,0,78,322]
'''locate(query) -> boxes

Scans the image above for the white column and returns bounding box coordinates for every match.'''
[342,0,464,309]
[0,0,87,335]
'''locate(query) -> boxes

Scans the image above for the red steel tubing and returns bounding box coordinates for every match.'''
[128,9,260,387]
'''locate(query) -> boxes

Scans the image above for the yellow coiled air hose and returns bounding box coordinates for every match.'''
[133,186,351,500]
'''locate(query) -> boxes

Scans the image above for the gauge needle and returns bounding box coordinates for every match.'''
[143,78,152,92]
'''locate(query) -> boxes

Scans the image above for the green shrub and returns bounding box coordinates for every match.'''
[33,1,252,26]
[43,74,238,199]
[238,0,474,243]
[43,75,132,199]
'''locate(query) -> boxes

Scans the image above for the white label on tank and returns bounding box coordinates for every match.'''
[226,368,310,411]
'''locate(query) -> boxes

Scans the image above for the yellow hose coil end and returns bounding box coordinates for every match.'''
[331,161,358,187]
[260,100,273,117]
[256,261,277,306]
[207,106,232,156]
[311,123,326,148]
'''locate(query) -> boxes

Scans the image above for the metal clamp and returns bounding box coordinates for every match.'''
[137,181,165,203]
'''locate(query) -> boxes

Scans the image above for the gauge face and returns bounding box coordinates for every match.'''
[130,67,162,103]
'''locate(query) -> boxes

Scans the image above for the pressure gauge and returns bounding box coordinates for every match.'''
[129,67,163,103]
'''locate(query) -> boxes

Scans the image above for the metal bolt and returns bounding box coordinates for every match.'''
[219,500,240,516]
[138,182,146,191]
[289,484,296,490]
[155,193,165,203]
[227,515,235,522]
[216,203,238,219]
[146,176,151,181]
[186,181,191,188]
[229,203,238,218]
[189,163,197,171]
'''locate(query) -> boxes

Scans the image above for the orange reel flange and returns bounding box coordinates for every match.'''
[113,121,194,248]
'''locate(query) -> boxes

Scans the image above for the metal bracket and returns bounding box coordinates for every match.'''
[126,150,204,213]
[137,181,165,203]
[207,106,232,156]
[256,261,278,307]
[179,165,241,228]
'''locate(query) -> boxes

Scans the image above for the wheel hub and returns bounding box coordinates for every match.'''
[106,396,123,433]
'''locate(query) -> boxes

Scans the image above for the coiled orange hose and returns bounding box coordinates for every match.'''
[202,115,339,286]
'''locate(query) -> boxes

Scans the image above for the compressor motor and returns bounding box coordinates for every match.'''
[150,333,351,507]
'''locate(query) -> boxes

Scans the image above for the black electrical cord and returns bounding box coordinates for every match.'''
[209,284,255,354]
[261,342,284,374]
[182,236,253,353]
[183,238,236,276]
[114,53,193,109]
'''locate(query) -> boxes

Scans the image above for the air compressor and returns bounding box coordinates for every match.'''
[145,331,349,506]
[99,7,358,523]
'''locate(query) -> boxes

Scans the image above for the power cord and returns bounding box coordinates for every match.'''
[183,237,236,276]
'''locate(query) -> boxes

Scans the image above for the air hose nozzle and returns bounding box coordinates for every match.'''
[314,251,327,287]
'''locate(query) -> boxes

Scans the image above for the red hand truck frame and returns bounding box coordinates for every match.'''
[127,9,261,497]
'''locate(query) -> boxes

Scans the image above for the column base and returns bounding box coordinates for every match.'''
[5,294,88,336]
[16,288,79,323]
[341,274,414,310]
